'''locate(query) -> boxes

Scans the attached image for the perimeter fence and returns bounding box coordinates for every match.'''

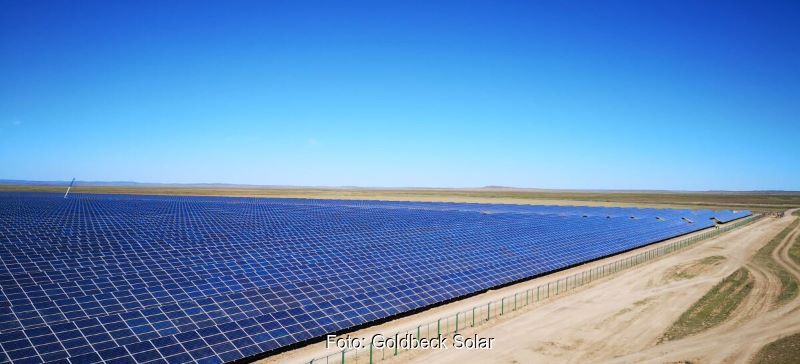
[306,214,761,364]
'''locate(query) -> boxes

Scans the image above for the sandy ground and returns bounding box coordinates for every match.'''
[261,215,780,364]
[397,212,799,364]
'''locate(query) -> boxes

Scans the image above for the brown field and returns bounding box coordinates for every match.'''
[1,184,798,212]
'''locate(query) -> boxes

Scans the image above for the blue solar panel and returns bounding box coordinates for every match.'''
[0,192,750,363]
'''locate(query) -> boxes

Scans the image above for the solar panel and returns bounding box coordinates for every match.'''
[0,192,750,363]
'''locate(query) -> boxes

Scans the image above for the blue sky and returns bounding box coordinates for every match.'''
[1,0,798,190]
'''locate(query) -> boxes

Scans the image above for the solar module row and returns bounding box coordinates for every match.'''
[0,192,750,364]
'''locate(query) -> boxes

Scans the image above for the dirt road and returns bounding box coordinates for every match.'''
[404,213,797,364]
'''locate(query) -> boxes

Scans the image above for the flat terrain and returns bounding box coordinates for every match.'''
[401,211,800,364]
[2,184,798,212]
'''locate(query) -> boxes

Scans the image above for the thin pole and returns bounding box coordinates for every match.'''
[64,178,76,199]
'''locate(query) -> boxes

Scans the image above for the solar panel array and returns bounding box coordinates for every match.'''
[0,192,751,364]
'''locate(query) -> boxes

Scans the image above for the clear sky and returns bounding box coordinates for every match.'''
[1,1,798,190]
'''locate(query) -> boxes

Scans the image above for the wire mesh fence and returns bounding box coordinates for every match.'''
[306,214,761,364]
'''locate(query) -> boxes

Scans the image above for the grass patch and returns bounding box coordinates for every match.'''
[753,219,800,305]
[698,255,726,265]
[660,268,752,342]
[752,332,800,364]
[667,256,726,281]
[791,229,800,267]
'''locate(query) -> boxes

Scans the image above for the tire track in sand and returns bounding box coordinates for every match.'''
[607,210,800,364]
[720,214,799,328]
[736,221,800,362]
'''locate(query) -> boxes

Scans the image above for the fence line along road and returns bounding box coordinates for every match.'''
[305,214,761,364]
